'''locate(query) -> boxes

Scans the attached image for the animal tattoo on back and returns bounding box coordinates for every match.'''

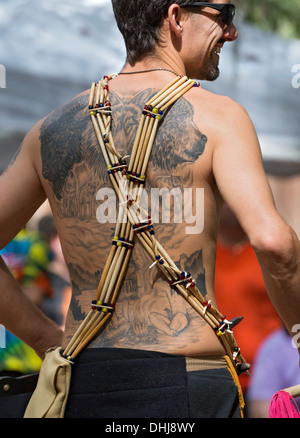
[40,87,209,348]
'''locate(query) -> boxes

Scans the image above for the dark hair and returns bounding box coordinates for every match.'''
[111,0,199,65]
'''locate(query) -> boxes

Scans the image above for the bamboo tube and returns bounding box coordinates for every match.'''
[128,115,146,172]
[89,82,96,107]
[136,118,155,175]
[140,119,160,176]
[95,245,117,301]
[91,116,111,165]
[149,76,187,108]
[63,309,94,356]
[128,75,184,173]
[283,385,300,398]
[64,311,101,357]
[160,80,195,111]
[111,249,132,304]
[103,248,127,302]
[99,246,123,300]
[157,78,193,110]
[131,116,151,173]
[146,75,182,107]
[95,80,101,105]
[72,313,112,359]
[108,131,122,161]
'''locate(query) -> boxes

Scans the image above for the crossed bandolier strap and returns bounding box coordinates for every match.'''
[62,74,249,376]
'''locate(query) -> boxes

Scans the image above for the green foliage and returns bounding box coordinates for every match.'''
[234,0,300,39]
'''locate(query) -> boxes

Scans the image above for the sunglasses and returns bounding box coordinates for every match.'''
[180,2,236,26]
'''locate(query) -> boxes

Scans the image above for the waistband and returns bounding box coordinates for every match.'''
[74,347,227,372]
[185,355,227,372]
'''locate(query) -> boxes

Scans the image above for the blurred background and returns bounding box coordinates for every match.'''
[1,0,299,231]
[0,0,299,418]
[0,0,300,168]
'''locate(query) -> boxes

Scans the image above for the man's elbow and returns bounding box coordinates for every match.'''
[250,222,299,268]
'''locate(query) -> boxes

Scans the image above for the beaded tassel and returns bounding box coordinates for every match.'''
[63,74,248,375]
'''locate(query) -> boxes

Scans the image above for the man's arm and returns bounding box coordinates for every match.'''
[212,99,300,342]
[0,122,63,358]
[0,256,62,358]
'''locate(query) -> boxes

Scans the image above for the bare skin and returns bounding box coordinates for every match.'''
[0,1,299,360]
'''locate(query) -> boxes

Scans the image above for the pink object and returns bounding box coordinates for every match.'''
[269,391,300,418]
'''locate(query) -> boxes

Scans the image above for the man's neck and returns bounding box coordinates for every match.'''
[120,54,186,78]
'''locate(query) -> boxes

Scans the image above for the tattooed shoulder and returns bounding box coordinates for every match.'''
[40,95,95,199]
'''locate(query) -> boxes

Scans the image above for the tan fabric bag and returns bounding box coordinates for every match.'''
[23,347,71,418]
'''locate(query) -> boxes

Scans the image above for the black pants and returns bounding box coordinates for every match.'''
[64,348,241,418]
[0,371,37,418]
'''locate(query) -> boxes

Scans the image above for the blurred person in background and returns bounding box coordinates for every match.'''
[0,208,70,417]
[37,214,71,329]
[215,204,281,404]
[247,326,300,418]
[244,163,300,417]
[0,224,53,417]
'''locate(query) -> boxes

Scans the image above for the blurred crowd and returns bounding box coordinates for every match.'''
[215,162,300,417]
[0,161,299,418]
[0,201,71,417]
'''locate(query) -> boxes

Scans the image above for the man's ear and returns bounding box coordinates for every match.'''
[167,4,186,37]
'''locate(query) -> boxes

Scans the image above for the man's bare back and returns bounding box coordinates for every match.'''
[35,74,233,357]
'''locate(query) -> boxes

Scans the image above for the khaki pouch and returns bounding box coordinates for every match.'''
[24,347,71,418]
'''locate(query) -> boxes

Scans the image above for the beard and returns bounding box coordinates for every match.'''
[198,54,220,81]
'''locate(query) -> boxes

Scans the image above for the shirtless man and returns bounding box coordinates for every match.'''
[0,1,299,418]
